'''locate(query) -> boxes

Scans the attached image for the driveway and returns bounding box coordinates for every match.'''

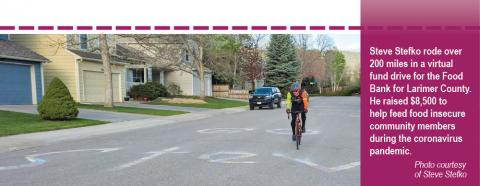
[0,105,154,122]
[0,97,359,186]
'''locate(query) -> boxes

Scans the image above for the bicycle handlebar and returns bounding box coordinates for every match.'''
[287,111,302,119]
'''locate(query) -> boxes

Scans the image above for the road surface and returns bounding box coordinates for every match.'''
[0,97,360,186]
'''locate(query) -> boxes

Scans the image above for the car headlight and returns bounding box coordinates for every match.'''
[265,95,272,99]
[248,95,253,99]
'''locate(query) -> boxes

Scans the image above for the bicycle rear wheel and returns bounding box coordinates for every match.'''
[298,130,302,145]
[295,115,301,150]
[296,133,300,150]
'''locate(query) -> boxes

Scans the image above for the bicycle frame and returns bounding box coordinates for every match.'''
[288,111,303,150]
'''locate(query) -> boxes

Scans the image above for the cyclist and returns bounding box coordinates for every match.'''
[286,82,309,141]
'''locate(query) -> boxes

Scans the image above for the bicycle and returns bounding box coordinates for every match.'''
[288,111,303,150]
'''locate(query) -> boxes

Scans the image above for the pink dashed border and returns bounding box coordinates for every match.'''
[0,26,479,31]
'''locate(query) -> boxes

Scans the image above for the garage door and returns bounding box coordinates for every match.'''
[83,71,121,103]
[0,63,33,104]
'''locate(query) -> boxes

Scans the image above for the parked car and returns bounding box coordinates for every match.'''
[248,87,282,110]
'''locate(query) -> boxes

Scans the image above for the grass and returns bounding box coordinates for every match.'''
[0,110,108,137]
[78,104,188,116]
[150,97,248,109]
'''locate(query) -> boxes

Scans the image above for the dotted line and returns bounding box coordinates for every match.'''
[0,26,479,31]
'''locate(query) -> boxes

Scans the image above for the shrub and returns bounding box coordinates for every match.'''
[312,85,361,96]
[128,82,169,100]
[166,83,183,96]
[38,77,79,120]
[301,77,320,94]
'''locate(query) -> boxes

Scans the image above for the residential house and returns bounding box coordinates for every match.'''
[119,41,213,97]
[0,34,48,104]
[115,44,152,91]
[10,34,129,103]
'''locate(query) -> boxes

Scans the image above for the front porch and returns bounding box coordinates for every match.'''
[125,64,168,91]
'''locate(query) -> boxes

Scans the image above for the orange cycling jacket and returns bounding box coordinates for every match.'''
[286,90,309,111]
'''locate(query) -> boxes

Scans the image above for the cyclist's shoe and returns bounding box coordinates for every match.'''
[302,128,306,133]
[292,135,296,141]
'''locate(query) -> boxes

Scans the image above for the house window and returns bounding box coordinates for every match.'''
[185,50,190,62]
[78,34,88,50]
[95,39,100,49]
[132,68,145,83]
[0,34,9,40]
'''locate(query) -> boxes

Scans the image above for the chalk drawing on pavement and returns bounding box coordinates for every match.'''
[0,148,120,171]
[199,152,257,164]
[272,153,359,172]
[197,128,254,134]
[111,147,187,171]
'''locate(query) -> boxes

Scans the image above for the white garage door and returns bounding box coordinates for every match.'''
[84,71,121,103]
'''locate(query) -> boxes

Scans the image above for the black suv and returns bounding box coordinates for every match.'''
[249,87,282,110]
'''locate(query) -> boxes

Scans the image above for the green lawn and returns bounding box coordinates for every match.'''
[0,110,108,137]
[78,104,188,116]
[150,97,248,109]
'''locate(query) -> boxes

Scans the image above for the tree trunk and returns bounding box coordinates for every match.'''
[331,73,336,92]
[233,54,237,86]
[197,47,206,100]
[336,71,345,92]
[99,34,113,107]
[198,66,205,100]
[251,79,256,90]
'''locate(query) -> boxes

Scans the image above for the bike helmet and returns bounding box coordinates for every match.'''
[290,82,300,92]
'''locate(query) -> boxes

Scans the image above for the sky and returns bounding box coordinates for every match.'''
[330,34,360,52]
[258,34,360,52]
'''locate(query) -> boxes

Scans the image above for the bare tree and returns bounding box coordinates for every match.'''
[249,34,268,49]
[118,35,185,68]
[118,35,208,99]
[239,47,263,90]
[99,34,113,107]
[294,34,312,50]
[49,34,116,107]
[183,36,207,99]
[315,35,335,55]
[293,34,314,84]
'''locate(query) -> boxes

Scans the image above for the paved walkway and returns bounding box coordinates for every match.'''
[0,105,154,122]
[115,102,209,112]
[214,97,249,102]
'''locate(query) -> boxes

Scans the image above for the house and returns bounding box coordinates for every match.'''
[118,42,213,97]
[115,44,153,91]
[10,34,129,103]
[0,35,48,105]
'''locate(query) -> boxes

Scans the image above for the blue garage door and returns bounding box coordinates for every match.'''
[0,63,32,104]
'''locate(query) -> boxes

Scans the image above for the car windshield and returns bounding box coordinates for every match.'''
[255,88,272,94]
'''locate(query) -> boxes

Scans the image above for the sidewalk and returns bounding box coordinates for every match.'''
[214,97,249,102]
[115,102,209,112]
[0,106,246,153]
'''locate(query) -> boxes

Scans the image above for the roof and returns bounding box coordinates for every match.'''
[68,48,129,64]
[115,44,149,63]
[68,44,148,64]
[0,40,48,62]
[68,49,104,61]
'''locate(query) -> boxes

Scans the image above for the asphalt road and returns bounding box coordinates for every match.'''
[0,97,360,186]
